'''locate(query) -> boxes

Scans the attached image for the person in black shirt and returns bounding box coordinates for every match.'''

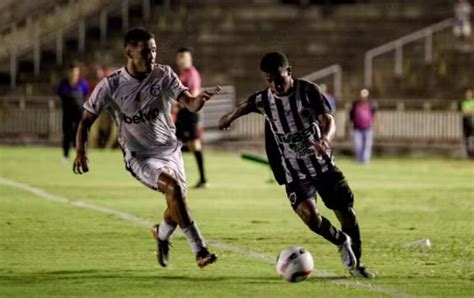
[57,64,89,162]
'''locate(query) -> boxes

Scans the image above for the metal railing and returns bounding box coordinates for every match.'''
[0,85,235,138]
[364,18,454,88]
[5,0,160,89]
[0,96,463,143]
[230,109,462,142]
[0,96,61,137]
[301,64,342,100]
[200,85,236,129]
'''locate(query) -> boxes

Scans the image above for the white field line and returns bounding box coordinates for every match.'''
[0,176,415,298]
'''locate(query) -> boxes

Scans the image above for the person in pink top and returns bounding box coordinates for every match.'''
[349,89,377,164]
[175,48,208,188]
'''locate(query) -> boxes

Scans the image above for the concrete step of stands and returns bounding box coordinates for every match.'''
[0,0,457,102]
[182,1,450,21]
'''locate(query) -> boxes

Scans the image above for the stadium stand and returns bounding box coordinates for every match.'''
[0,0,459,99]
[0,0,472,155]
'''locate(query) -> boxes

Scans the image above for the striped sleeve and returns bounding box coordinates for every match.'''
[246,92,264,114]
[306,82,332,116]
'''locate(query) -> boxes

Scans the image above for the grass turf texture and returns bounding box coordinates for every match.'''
[0,146,473,297]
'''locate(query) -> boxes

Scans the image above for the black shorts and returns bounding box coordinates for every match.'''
[176,109,199,142]
[285,167,354,211]
[463,116,474,138]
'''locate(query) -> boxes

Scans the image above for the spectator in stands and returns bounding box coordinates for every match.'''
[320,83,336,110]
[453,0,472,42]
[175,48,208,188]
[349,89,377,164]
[57,63,89,163]
[460,88,474,158]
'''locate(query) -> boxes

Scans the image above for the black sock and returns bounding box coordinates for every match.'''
[63,139,70,158]
[342,223,362,261]
[194,150,206,183]
[336,208,362,261]
[311,217,345,246]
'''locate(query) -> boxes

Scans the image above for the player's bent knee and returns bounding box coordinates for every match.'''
[158,172,183,199]
[296,200,322,228]
[335,207,358,227]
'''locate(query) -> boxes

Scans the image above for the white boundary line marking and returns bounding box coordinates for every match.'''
[0,177,415,298]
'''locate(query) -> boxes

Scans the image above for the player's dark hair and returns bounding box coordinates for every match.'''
[177,47,192,54]
[260,51,289,73]
[124,28,154,47]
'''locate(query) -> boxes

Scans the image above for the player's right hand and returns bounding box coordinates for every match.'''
[73,153,89,174]
[218,114,233,130]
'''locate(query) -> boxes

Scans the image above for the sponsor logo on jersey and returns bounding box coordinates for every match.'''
[122,108,160,124]
[275,122,321,144]
[275,123,322,159]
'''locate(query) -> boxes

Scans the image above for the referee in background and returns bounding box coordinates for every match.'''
[175,48,208,188]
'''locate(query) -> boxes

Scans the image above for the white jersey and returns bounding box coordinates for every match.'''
[84,65,188,157]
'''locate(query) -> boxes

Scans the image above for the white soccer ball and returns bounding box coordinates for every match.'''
[276,247,314,282]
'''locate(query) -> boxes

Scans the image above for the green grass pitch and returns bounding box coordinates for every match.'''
[0,146,473,297]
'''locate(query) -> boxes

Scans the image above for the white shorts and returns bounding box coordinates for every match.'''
[125,150,187,196]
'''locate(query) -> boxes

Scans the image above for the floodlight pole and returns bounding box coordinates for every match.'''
[33,31,41,77]
[122,0,129,31]
[100,9,108,44]
[78,19,86,54]
[56,30,63,65]
[364,52,373,88]
[394,42,403,77]
[424,29,433,64]
[10,47,17,89]
[143,0,150,21]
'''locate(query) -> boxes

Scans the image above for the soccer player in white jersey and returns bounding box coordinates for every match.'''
[73,28,219,268]
[219,52,375,278]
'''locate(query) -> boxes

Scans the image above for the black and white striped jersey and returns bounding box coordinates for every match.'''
[247,79,335,184]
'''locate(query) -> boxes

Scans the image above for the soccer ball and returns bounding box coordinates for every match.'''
[276,247,314,282]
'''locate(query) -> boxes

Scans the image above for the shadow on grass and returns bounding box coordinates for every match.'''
[0,269,389,285]
[0,269,282,285]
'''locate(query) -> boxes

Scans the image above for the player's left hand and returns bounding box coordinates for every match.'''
[313,138,330,156]
[73,152,89,175]
[197,86,221,102]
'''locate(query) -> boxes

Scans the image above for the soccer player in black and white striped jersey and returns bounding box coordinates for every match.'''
[219,52,375,278]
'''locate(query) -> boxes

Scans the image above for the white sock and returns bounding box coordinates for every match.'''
[181,221,206,254]
[158,221,177,241]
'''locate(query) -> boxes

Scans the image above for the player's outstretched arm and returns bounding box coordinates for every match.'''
[218,100,255,130]
[179,86,221,113]
[73,110,98,175]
